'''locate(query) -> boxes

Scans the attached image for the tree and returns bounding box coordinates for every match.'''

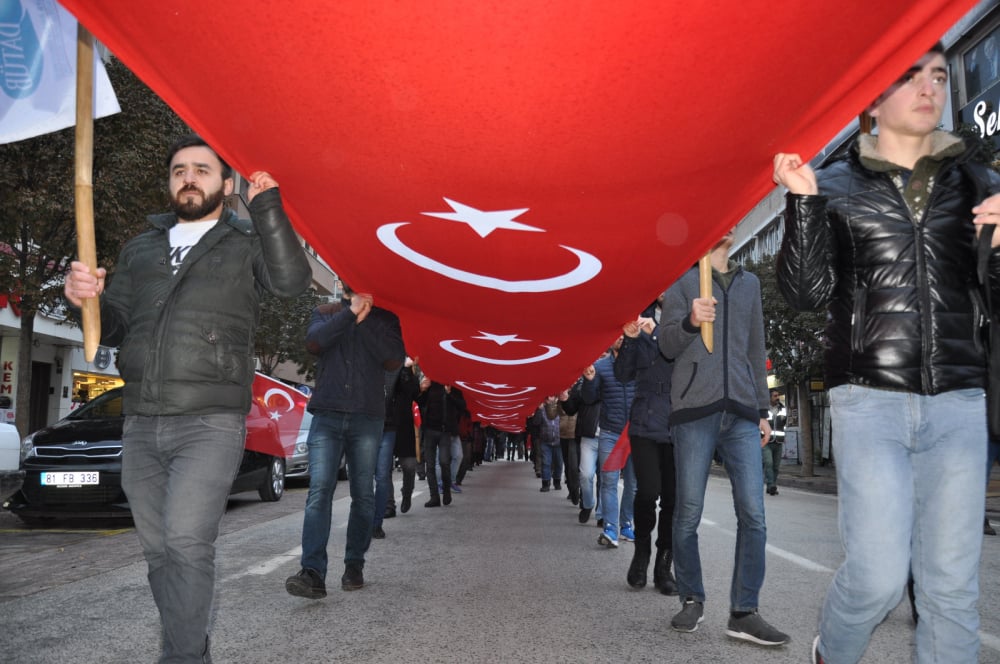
[746,253,826,476]
[0,57,190,436]
[255,288,322,380]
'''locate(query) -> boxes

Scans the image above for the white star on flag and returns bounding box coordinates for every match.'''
[480,382,514,390]
[422,198,542,238]
[471,332,530,346]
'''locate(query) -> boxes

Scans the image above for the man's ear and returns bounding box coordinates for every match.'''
[223,177,235,196]
[866,96,883,120]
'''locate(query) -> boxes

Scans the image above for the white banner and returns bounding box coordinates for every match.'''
[0,0,119,144]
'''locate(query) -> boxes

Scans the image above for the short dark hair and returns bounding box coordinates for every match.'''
[859,41,947,133]
[165,134,233,180]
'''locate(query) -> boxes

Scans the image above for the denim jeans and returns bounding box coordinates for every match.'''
[373,429,396,528]
[579,435,599,510]
[672,412,767,611]
[422,428,451,496]
[449,435,463,482]
[300,411,382,578]
[598,428,636,536]
[456,437,471,484]
[122,413,245,664]
[540,443,563,482]
[762,441,782,488]
[630,434,675,549]
[818,385,986,664]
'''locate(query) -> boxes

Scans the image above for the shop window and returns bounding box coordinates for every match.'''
[71,371,124,409]
[965,27,1000,101]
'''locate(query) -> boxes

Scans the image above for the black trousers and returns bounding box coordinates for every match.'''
[559,437,580,494]
[630,433,676,551]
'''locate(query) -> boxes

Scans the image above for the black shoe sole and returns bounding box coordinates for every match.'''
[285,579,326,599]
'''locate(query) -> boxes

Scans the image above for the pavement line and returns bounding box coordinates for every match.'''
[222,545,302,583]
[701,518,834,573]
[982,630,1000,653]
[219,488,424,584]
[764,543,834,573]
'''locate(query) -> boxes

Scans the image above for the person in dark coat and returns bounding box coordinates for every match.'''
[615,295,677,595]
[388,360,421,515]
[416,380,466,507]
[64,134,310,662]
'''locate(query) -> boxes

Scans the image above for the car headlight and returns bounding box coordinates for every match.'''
[294,439,308,455]
[20,432,36,464]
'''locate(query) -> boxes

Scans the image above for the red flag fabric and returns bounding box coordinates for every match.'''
[57,1,975,430]
[247,374,308,458]
[602,424,632,473]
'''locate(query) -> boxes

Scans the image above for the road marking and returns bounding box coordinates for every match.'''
[221,485,424,584]
[701,518,834,573]
[764,543,834,573]
[222,546,303,583]
[982,630,1000,653]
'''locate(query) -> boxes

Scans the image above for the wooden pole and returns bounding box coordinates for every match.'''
[698,253,713,353]
[75,24,100,362]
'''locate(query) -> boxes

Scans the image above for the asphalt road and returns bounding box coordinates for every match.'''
[1,461,998,663]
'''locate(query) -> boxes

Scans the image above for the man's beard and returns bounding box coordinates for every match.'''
[170,185,225,221]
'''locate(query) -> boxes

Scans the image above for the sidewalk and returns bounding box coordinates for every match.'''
[710,459,1000,519]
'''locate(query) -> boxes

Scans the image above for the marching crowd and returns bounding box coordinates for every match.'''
[63,38,1000,664]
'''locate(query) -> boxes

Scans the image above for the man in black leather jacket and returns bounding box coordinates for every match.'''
[65,134,310,663]
[774,42,1000,664]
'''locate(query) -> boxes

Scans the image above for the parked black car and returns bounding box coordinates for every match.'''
[4,378,303,521]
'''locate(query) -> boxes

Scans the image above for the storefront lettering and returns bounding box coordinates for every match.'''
[1,360,13,394]
[972,99,1000,138]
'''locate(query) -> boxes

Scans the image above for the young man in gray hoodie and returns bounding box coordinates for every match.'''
[658,230,787,647]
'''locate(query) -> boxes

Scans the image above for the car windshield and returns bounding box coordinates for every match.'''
[299,410,312,433]
[67,389,124,420]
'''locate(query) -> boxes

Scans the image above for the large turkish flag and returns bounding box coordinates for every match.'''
[58,1,975,430]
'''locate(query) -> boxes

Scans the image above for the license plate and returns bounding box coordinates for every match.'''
[41,471,100,486]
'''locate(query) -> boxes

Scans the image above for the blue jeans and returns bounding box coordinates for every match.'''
[122,413,245,664]
[540,443,563,482]
[598,428,636,536]
[450,435,464,482]
[300,411,382,578]
[672,412,767,611]
[579,435,599,511]
[373,429,396,528]
[818,385,986,664]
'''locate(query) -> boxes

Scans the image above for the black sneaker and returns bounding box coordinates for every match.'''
[341,563,364,591]
[372,525,386,539]
[401,494,412,513]
[725,611,789,646]
[384,506,396,519]
[424,497,441,508]
[285,567,326,599]
[578,507,591,524]
[671,599,704,632]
